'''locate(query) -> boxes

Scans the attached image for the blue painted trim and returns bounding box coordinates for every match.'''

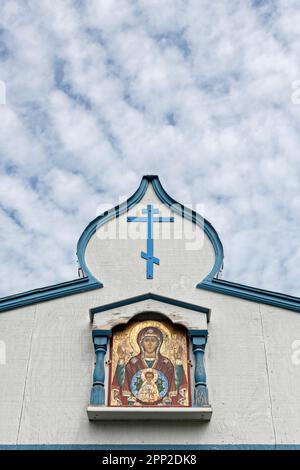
[90,336,108,405]
[0,444,300,450]
[151,176,224,282]
[0,176,150,313]
[0,277,101,314]
[3,175,300,317]
[77,176,149,282]
[191,336,210,407]
[188,329,208,337]
[91,328,208,337]
[92,329,112,338]
[198,278,300,313]
[89,292,210,322]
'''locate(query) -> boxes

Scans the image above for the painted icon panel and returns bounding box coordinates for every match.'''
[109,320,191,407]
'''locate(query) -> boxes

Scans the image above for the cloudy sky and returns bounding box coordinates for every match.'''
[1,0,300,297]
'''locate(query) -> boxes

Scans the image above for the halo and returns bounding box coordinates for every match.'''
[128,320,171,354]
[141,368,159,382]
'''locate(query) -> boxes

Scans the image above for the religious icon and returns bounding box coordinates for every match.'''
[109,320,191,407]
[136,369,161,403]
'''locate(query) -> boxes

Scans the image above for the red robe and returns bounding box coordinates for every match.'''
[112,352,188,406]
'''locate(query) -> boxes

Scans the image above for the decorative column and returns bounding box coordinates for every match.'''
[190,333,210,407]
[90,333,109,405]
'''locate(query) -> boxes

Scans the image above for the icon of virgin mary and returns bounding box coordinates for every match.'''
[111,325,188,406]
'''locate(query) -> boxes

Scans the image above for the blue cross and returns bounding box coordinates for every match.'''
[127,204,174,279]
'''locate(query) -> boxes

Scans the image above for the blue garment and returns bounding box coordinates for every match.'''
[145,359,155,368]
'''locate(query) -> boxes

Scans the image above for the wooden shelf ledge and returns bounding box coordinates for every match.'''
[87,406,212,421]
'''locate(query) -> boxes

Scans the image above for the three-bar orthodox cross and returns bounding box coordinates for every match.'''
[127,204,174,279]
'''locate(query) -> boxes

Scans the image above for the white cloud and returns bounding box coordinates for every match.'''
[0,0,300,295]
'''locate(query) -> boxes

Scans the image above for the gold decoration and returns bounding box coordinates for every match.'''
[109,320,190,407]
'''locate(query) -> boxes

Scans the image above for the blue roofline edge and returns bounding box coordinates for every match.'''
[76,175,149,283]
[77,174,224,286]
[1,175,300,314]
[151,176,224,281]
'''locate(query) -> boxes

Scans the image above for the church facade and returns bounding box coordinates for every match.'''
[0,175,299,449]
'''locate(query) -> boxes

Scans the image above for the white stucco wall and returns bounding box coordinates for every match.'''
[0,292,299,445]
[0,181,299,445]
[85,184,215,298]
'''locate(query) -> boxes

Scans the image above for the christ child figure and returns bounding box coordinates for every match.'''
[137,369,160,403]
